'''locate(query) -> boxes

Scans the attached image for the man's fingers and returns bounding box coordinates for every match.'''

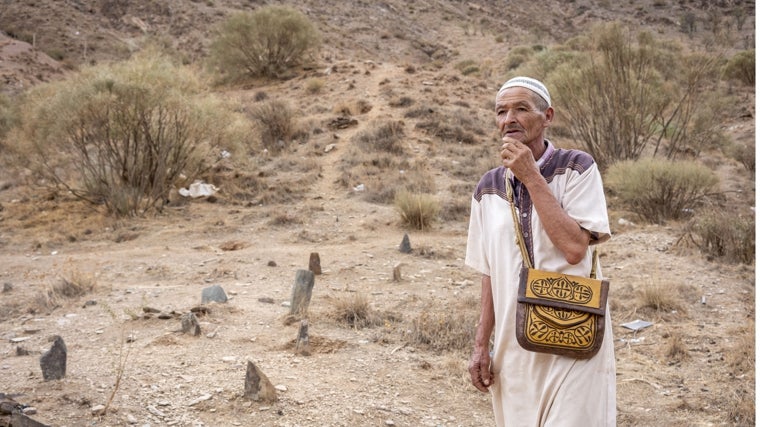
[469,360,492,393]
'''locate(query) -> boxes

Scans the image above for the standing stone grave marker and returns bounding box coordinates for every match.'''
[289,269,315,316]
[309,252,322,275]
[40,335,66,381]
[295,319,310,356]
[243,361,278,403]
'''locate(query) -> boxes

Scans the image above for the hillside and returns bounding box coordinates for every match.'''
[0,1,755,426]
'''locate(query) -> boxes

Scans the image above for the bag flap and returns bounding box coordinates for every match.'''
[518,267,609,316]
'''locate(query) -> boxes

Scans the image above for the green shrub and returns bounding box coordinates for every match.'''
[250,100,295,153]
[394,189,439,230]
[505,45,535,70]
[209,6,320,80]
[15,51,231,216]
[605,158,718,224]
[688,208,754,264]
[723,49,754,86]
[454,59,480,75]
[548,22,717,169]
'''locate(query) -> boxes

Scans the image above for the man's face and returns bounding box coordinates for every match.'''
[494,87,553,147]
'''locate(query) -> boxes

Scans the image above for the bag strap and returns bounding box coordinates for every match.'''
[505,172,533,269]
[505,170,599,278]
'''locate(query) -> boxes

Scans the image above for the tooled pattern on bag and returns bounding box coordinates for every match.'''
[526,306,596,348]
[529,275,593,304]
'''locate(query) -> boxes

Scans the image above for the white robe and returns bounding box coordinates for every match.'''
[465,142,616,427]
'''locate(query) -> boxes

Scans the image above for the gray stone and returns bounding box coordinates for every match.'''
[289,270,315,316]
[399,233,412,254]
[243,361,278,403]
[180,312,201,336]
[392,263,402,282]
[10,412,51,427]
[295,320,310,356]
[201,285,228,304]
[39,335,66,381]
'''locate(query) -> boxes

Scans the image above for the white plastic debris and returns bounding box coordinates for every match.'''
[621,319,653,331]
[179,181,219,198]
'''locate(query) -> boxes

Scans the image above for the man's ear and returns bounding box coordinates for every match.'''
[543,106,554,126]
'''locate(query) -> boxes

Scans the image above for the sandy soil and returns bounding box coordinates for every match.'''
[0,1,755,426]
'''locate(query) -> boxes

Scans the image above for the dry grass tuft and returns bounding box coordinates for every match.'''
[32,270,97,313]
[394,190,439,231]
[328,293,385,329]
[725,322,755,376]
[305,77,324,94]
[663,332,689,361]
[638,277,683,313]
[403,297,478,354]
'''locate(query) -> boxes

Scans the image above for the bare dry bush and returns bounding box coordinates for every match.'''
[353,120,405,154]
[724,140,755,173]
[250,100,296,153]
[394,190,440,231]
[414,107,485,145]
[681,207,755,264]
[605,158,718,224]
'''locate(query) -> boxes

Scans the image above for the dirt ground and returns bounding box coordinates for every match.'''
[0,1,755,426]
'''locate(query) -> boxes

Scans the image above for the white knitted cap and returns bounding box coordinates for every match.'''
[497,76,551,107]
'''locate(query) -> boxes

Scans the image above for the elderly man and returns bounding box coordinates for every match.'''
[465,76,615,426]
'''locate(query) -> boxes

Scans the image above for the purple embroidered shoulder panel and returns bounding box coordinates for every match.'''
[473,167,508,202]
[540,148,595,183]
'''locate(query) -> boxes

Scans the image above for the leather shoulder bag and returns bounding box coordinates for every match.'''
[506,172,609,359]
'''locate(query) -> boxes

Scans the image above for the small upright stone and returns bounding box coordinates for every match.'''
[289,269,315,316]
[392,263,402,282]
[181,312,201,336]
[308,252,322,275]
[295,320,310,356]
[40,335,67,381]
[201,285,228,304]
[399,233,412,254]
[243,361,278,403]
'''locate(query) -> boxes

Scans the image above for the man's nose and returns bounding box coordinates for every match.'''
[499,110,517,126]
